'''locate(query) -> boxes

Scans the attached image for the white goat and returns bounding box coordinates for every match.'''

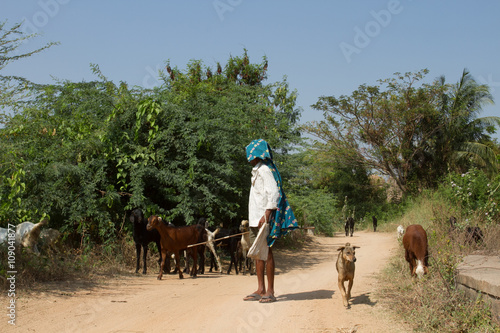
[0,227,8,245]
[397,225,405,240]
[239,220,254,275]
[15,220,48,253]
[205,228,222,274]
[172,227,220,275]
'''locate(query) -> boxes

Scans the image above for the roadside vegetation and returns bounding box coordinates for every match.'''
[377,180,500,332]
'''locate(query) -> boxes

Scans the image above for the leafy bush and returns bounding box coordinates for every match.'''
[287,189,339,235]
[440,168,500,225]
[0,51,302,246]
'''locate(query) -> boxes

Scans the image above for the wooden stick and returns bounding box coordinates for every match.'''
[186,226,315,248]
[187,231,249,248]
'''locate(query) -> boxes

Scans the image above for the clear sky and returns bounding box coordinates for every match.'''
[1,0,499,136]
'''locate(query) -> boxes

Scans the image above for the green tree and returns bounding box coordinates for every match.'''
[104,51,302,225]
[431,70,498,177]
[303,69,498,195]
[0,50,302,248]
[0,80,117,247]
[284,146,385,231]
[0,20,57,225]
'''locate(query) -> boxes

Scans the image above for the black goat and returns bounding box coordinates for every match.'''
[465,226,484,244]
[183,218,208,275]
[196,218,208,274]
[345,217,355,237]
[449,216,484,244]
[449,216,458,233]
[130,209,166,274]
[209,227,240,274]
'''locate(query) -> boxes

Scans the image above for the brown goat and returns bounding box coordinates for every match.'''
[146,215,206,280]
[402,224,429,279]
[336,242,359,308]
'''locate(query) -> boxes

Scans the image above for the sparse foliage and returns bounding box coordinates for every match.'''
[0,20,57,113]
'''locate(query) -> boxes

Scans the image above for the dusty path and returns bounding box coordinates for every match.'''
[3,231,411,332]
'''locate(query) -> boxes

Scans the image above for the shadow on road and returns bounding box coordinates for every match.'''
[350,292,377,306]
[277,289,334,301]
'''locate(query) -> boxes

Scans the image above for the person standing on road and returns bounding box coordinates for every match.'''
[243,139,298,303]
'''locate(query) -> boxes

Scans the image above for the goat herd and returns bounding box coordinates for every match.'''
[130,209,253,280]
[0,210,484,310]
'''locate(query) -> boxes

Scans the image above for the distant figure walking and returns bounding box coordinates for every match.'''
[372,216,378,232]
[345,217,354,237]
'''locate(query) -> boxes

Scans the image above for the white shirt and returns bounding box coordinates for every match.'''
[248,161,280,228]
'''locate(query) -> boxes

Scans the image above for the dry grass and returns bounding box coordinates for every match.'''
[0,235,139,291]
[377,194,500,332]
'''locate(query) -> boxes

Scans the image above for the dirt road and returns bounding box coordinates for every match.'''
[4,231,411,332]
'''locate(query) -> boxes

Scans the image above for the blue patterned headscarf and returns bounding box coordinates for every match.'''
[246,139,298,246]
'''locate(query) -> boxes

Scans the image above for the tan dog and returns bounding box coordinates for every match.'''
[336,242,360,308]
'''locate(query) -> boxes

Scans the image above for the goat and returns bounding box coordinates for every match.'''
[130,209,164,274]
[194,218,208,274]
[182,218,215,275]
[372,216,378,232]
[238,220,253,275]
[402,224,429,279]
[205,228,222,273]
[336,242,359,308]
[448,216,458,233]
[0,227,8,245]
[209,227,240,274]
[146,215,206,280]
[15,220,48,253]
[345,217,354,237]
[449,216,484,244]
[465,226,484,244]
[236,240,244,273]
[397,225,405,239]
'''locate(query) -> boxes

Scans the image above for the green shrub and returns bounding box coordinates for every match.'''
[440,168,500,225]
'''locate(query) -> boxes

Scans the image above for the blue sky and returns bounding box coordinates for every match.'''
[2,0,499,136]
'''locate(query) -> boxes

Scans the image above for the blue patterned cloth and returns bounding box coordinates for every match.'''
[246,139,298,246]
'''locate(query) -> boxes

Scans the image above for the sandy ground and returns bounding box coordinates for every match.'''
[3,231,412,333]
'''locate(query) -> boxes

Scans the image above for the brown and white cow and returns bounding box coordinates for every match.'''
[402,224,429,279]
